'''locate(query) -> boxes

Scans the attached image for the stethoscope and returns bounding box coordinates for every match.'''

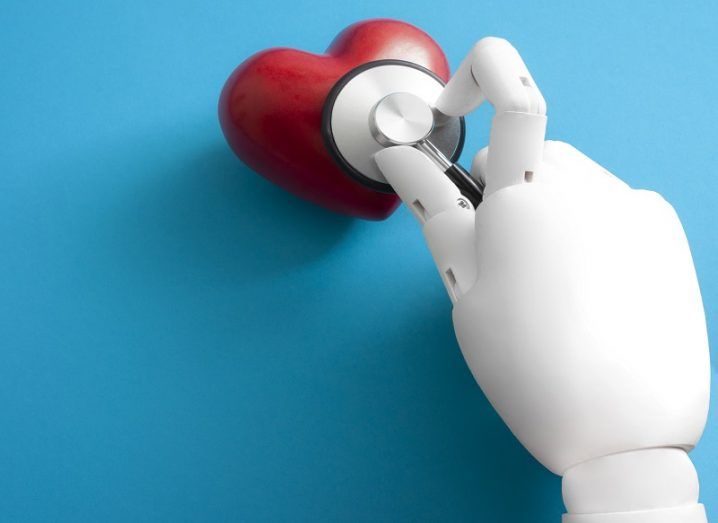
[321,59,484,208]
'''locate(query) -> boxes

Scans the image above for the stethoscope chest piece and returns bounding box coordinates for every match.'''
[322,60,465,193]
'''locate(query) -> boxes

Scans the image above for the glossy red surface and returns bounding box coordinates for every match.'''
[218,19,450,220]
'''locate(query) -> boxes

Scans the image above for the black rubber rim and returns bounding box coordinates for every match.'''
[321,59,466,194]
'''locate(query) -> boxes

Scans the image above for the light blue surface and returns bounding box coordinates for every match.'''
[1,1,716,521]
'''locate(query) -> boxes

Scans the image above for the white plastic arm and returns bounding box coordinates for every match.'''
[435,37,548,196]
[374,146,477,304]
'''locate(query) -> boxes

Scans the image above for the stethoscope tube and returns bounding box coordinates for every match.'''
[415,140,483,207]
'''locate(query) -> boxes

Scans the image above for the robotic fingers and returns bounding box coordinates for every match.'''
[358,37,550,303]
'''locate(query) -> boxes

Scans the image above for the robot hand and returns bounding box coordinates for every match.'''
[374,40,711,523]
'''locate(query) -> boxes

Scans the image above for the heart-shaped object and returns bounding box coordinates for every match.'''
[218,19,450,220]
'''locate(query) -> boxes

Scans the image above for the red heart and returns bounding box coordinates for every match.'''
[218,19,450,220]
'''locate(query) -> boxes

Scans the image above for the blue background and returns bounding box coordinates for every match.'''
[1,0,716,521]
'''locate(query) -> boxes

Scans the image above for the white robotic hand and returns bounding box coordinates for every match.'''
[374,39,711,523]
